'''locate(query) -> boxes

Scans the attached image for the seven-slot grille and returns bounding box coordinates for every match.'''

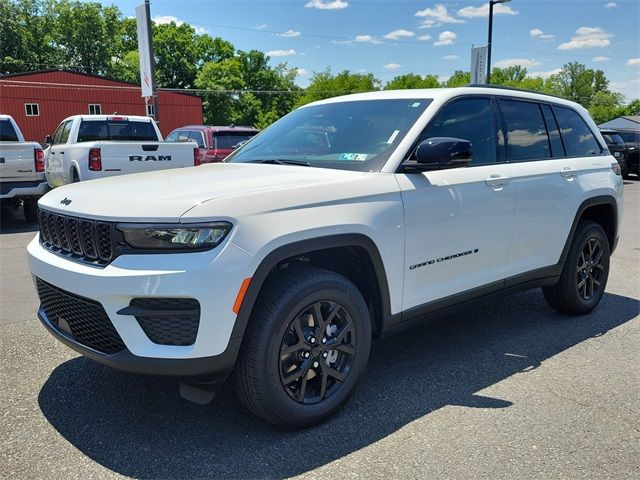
[36,278,126,354]
[38,209,114,264]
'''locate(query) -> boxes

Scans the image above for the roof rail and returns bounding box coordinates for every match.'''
[465,83,568,101]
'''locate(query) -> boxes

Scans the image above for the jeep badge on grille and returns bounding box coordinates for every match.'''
[60,198,72,206]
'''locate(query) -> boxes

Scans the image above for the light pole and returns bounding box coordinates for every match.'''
[486,0,511,84]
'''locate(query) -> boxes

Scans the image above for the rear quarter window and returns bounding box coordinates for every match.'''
[553,106,601,156]
[0,119,19,141]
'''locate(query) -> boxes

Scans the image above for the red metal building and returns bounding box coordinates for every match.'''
[0,69,203,142]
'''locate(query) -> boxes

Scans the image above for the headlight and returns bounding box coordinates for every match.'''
[116,222,232,251]
[613,151,621,157]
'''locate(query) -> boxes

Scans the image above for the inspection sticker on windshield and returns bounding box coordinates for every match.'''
[338,153,368,161]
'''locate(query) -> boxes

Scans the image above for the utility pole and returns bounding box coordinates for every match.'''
[486,0,512,84]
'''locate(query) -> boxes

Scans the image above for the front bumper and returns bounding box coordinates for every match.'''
[27,234,254,378]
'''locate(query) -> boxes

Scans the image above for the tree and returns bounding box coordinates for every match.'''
[490,66,528,86]
[296,69,380,106]
[545,62,608,107]
[384,73,439,90]
[443,70,470,87]
[588,91,625,124]
[622,99,640,116]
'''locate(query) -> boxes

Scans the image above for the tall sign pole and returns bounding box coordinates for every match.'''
[136,0,159,123]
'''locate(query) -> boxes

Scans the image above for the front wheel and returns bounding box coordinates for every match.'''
[543,220,610,315]
[233,266,372,429]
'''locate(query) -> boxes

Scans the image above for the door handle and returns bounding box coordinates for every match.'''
[485,175,511,189]
[560,167,576,178]
[59,151,65,155]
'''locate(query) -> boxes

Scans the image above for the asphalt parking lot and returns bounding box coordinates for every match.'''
[0,181,638,480]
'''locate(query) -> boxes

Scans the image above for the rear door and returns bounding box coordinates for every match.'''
[0,118,36,182]
[397,96,516,309]
[500,99,605,278]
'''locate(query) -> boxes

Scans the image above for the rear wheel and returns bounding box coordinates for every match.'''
[233,266,371,429]
[543,220,610,314]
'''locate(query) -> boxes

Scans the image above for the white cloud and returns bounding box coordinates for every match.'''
[434,31,457,46]
[331,39,353,45]
[558,26,613,50]
[458,2,518,18]
[276,29,301,38]
[266,49,296,57]
[383,29,415,40]
[296,68,310,77]
[152,15,207,34]
[383,63,402,70]
[627,58,640,66]
[593,56,611,62]
[529,28,555,40]
[256,24,268,30]
[494,58,542,68]
[418,34,432,41]
[305,0,348,10]
[442,54,459,60]
[529,68,562,79]
[355,34,382,44]
[415,4,464,28]
[605,2,617,8]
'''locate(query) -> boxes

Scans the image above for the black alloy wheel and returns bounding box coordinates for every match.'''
[279,300,355,404]
[576,237,605,301]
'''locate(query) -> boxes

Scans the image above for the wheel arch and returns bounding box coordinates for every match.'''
[560,195,619,264]
[232,234,392,342]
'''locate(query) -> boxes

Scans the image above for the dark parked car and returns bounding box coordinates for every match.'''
[599,129,630,179]
[616,130,640,178]
[165,125,260,165]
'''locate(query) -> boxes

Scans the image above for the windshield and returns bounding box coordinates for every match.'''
[226,99,431,171]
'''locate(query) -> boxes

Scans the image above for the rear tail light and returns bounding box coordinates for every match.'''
[34,148,45,172]
[89,148,102,171]
[194,147,201,166]
[611,162,621,175]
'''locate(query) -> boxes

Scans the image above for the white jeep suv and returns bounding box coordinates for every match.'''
[27,87,623,428]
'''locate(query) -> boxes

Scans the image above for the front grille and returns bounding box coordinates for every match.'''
[38,209,115,265]
[129,298,200,346]
[36,278,125,354]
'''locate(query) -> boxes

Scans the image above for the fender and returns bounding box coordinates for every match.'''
[230,233,392,342]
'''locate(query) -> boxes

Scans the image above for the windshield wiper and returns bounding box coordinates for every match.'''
[247,159,310,167]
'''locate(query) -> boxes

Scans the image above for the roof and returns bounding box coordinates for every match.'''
[0,68,199,98]
[598,116,640,131]
[176,125,260,133]
[305,86,584,111]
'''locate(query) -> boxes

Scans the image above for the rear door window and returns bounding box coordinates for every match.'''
[552,106,602,156]
[0,119,19,141]
[418,98,498,165]
[500,100,551,161]
[177,130,191,142]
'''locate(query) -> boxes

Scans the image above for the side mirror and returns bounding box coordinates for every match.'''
[403,137,472,172]
[44,135,52,146]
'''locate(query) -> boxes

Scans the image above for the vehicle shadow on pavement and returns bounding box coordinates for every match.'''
[0,205,38,234]
[38,289,639,479]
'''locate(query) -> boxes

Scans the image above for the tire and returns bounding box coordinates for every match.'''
[23,197,39,223]
[621,162,630,180]
[233,266,372,429]
[543,220,610,315]
[71,169,80,183]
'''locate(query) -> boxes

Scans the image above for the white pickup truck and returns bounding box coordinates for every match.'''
[0,114,47,222]
[44,115,198,187]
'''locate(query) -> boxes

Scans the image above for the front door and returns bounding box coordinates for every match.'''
[397,96,516,310]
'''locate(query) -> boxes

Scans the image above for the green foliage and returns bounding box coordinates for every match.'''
[443,71,471,87]
[384,73,439,90]
[296,69,380,106]
[1,1,638,129]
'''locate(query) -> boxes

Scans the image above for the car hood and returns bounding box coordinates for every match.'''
[38,163,368,221]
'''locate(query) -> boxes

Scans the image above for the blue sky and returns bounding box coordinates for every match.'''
[108,0,639,100]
